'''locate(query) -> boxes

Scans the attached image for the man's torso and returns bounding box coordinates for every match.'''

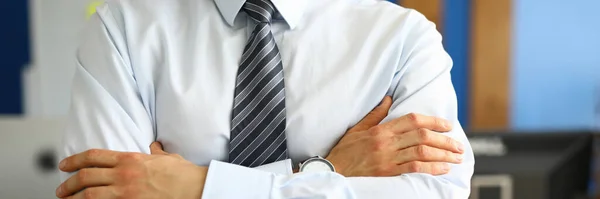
[103,0,419,165]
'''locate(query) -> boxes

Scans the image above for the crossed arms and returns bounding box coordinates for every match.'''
[56,6,474,199]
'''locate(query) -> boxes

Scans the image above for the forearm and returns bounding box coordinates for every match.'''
[201,167,470,199]
[347,174,468,199]
[202,146,473,199]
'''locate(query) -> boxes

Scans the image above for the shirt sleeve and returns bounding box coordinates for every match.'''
[201,10,474,199]
[59,5,156,182]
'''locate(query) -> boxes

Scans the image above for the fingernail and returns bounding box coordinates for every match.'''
[59,160,66,170]
[56,186,63,196]
[456,154,463,162]
[444,121,452,129]
[456,143,464,153]
[442,164,450,172]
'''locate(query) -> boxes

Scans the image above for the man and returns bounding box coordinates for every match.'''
[57,0,474,198]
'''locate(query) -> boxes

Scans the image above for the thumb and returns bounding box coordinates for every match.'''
[348,96,393,133]
[150,142,168,155]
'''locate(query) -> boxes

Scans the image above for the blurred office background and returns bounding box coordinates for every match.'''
[1,0,599,198]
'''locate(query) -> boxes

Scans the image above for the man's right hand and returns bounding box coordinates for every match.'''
[326,96,464,177]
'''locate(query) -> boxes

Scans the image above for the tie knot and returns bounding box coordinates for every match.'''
[243,0,276,23]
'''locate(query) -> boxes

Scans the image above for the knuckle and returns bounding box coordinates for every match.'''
[83,188,96,199]
[122,153,143,162]
[119,168,141,180]
[415,146,429,158]
[371,137,388,151]
[85,149,101,161]
[406,113,422,125]
[445,151,455,159]
[368,126,386,136]
[77,169,89,183]
[416,128,430,142]
[407,161,422,173]
[406,112,419,121]
[445,137,455,147]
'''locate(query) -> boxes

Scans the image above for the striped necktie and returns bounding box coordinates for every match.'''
[229,0,289,167]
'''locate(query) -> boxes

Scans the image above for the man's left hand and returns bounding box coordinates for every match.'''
[56,143,207,199]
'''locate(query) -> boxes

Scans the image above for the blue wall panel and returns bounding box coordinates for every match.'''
[512,0,600,130]
[0,1,29,114]
[443,0,470,128]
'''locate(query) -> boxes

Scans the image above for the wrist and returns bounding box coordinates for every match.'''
[325,156,346,176]
[189,166,208,199]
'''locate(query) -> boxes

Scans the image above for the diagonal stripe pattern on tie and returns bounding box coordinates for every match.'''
[229,0,289,167]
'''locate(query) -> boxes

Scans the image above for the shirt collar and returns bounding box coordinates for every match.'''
[214,0,305,29]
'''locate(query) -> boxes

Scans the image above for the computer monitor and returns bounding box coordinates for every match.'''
[468,132,593,199]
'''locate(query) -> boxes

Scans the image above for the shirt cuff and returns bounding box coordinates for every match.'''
[202,160,277,199]
[254,159,293,175]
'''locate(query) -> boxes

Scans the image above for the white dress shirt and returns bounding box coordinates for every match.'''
[61,0,475,198]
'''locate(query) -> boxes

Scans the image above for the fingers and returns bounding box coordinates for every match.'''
[60,149,125,172]
[396,128,464,153]
[62,186,116,199]
[60,150,147,172]
[396,145,463,164]
[396,161,450,176]
[150,142,185,159]
[150,142,168,155]
[57,168,114,198]
[348,96,393,133]
[380,113,452,134]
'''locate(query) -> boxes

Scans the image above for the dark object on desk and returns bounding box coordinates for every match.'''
[468,132,593,199]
